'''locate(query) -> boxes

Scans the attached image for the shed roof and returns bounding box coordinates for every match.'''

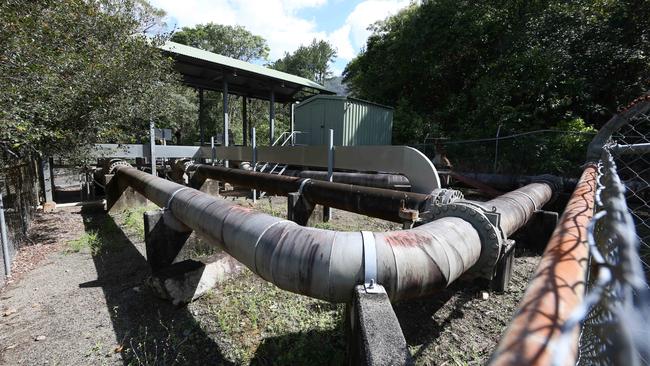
[160,41,336,103]
[295,94,394,110]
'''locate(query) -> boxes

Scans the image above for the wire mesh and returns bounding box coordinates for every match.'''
[551,106,650,365]
[0,152,41,284]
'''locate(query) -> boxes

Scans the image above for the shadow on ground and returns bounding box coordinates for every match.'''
[251,328,346,366]
[78,205,231,365]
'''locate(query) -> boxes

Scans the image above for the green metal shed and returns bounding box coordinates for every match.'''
[294,95,393,146]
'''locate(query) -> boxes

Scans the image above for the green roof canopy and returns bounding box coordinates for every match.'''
[160,41,335,103]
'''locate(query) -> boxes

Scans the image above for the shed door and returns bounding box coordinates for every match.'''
[310,102,325,145]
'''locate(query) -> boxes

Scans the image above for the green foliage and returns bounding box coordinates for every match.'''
[171,23,269,62]
[0,0,186,158]
[67,231,102,254]
[344,0,650,174]
[272,39,337,84]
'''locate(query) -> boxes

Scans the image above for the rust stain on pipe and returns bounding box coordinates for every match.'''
[490,165,597,366]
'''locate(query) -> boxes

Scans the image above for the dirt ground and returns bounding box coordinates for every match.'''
[0,194,541,365]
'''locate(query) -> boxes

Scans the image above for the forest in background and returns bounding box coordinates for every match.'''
[3,0,649,175]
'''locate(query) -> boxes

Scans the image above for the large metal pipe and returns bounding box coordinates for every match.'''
[489,165,596,366]
[190,164,432,223]
[114,166,553,303]
[483,182,554,236]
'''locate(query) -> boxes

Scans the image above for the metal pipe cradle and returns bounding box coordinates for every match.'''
[115,166,553,303]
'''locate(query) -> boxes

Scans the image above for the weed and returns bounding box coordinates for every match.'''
[67,231,101,254]
[198,269,345,364]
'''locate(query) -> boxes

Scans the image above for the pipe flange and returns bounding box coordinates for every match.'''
[106,159,132,175]
[431,201,505,279]
[430,188,464,205]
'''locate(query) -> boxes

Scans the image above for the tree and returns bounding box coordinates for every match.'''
[1,0,190,158]
[343,0,650,174]
[171,23,269,62]
[272,39,337,84]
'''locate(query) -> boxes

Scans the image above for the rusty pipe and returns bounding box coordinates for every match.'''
[190,164,432,223]
[115,166,553,303]
[489,165,597,366]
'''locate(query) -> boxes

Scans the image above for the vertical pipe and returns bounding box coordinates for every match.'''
[242,97,248,146]
[149,120,156,176]
[252,127,257,203]
[223,79,229,168]
[270,89,275,145]
[198,88,205,146]
[0,191,11,278]
[290,103,295,146]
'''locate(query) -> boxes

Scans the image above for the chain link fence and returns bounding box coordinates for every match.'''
[410,129,596,176]
[552,104,650,365]
[0,151,42,286]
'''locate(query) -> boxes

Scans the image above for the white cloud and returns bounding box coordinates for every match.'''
[329,0,409,61]
[150,0,409,74]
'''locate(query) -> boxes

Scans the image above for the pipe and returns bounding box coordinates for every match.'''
[443,171,576,193]
[190,164,432,223]
[114,166,553,303]
[284,170,411,191]
[489,165,597,366]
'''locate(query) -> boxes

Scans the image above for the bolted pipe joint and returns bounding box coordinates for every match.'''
[430,201,507,279]
[430,182,553,280]
[170,158,194,184]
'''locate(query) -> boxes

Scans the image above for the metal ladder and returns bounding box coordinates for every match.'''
[257,131,298,198]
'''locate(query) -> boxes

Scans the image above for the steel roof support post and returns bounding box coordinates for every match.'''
[242,97,248,146]
[198,88,205,147]
[269,89,275,145]
[223,79,229,168]
[290,103,295,146]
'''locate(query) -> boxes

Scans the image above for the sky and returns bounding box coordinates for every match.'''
[149,0,411,77]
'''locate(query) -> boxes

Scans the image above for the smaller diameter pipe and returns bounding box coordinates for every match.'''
[191,164,432,223]
[489,165,597,366]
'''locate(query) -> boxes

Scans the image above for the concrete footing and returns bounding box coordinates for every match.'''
[143,210,241,305]
[347,285,413,366]
[144,210,192,272]
[105,173,149,213]
[287,192,315,226]
[145,254,243,306]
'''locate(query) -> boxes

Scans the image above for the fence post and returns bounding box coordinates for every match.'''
[0,190,11,278]
[323,129,334,222]
[252,127,257,204]
[149,120,156,176]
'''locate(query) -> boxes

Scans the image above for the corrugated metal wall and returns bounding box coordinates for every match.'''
[342,99,392,145]
[294,96,392,146]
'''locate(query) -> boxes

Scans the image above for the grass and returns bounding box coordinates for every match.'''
[66,231,101,254]
[120,205,158,240]
[195,269,346,365]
